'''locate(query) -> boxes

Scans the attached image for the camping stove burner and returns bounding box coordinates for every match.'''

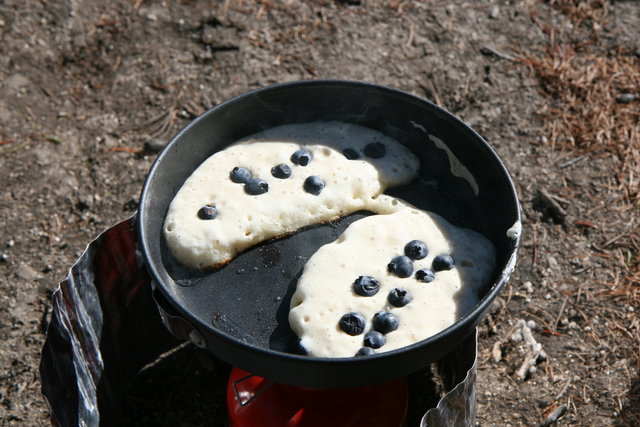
[226,367,408,427]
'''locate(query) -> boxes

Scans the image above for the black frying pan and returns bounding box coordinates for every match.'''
[138,80,520,388]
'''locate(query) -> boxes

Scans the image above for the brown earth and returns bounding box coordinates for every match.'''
[0,0,638,425]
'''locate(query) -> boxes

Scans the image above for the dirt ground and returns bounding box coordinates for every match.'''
[1,0,638,425]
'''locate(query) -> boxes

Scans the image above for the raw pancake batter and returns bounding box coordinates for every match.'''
[289,203,496,357]
[163,122,419,269]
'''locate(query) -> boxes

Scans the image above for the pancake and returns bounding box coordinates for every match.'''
[163,121,420,269]
[288,203,496,357]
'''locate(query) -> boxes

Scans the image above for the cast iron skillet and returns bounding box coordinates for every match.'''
[138,80,521,389]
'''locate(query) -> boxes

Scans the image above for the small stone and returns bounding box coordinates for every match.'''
[202,26,216,45]
[16,263,44,281]
[616,93,636,104]
[0,253,8,262]
[144,138,166,153]
[42,264,53,273]
[489,5,499,18]
[6,240,14,248]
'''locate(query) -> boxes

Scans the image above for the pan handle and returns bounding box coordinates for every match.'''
[151,282,208,349]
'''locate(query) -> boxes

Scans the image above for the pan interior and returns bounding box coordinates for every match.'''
[141,80,519,363]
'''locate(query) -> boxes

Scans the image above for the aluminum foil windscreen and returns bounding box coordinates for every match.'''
[39,216,477,426]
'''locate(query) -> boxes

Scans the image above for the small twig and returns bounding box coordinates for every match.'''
[604,225,635,248]
[573,220,598,229]
[0,139,16,145]
[557,152,591,168]
[0,141,28,154]
[538,188,568,221]
[45,135,64,144]
[555,378,572,401]
[480,45,516,61]
[532,223,539,270]
[110,146,143,154]
[514,319,547,381]
[405,22,415,48]
[553,297,569,328]
[417,78,443,107]
[119,109,169,133]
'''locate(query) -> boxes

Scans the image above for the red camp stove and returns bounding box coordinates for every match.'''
[227,367,408,427]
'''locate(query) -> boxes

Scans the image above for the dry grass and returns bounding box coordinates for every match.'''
[520,0,640,294]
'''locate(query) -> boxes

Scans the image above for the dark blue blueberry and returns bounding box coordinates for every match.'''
[355,347,375,356]
[342,148,360,160]
[230,167,252,183]
[363,331,386,349]
[364,142,386,158]
[404,240,428,260]
[433,254,455,271]
[303,175,324,195]
[197,204,218,220]
[372,311,399,334]
[339,312,366,336]
[271,163,292,179]
[415,268,436,283]
[291,149,313,166]
[387,255,413,278]
[388,288,412,307]
[353,276,380,297]
[245,178,269,195]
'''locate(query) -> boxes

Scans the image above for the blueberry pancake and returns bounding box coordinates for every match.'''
[163,122,419,269]
[288,203,496,357]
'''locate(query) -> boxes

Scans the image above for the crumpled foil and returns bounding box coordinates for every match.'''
[423,332,477,426]
[39,217,477,426]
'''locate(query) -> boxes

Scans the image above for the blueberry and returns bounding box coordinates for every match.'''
[363,331,386,349]
[230,167,251,183]
[404,240,428,260]
[433,254,455,271]
[339,312,366,336]
[271,163,292,179]
[245,178,269,195]
[388,288,412,307]
[353,276,380,296]
[342,148,360,160]
[372,311,399,334]
[303,176,324,195]
[291,149,312,166]
[387,255,413,278]
[364,142,386,158]
[197,204,218,220]
[415,269,436,283]
[355,347,375,356]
